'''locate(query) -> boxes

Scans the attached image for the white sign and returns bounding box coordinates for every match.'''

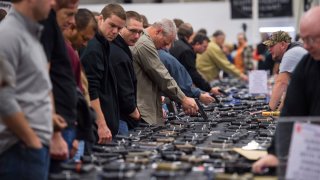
[248,70,268,94]
[286,122,320,180]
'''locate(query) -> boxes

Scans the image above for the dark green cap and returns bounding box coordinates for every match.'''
[263,31,292,46]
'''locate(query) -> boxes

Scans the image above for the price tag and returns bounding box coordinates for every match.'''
[249,70,268,94]
[286,122,320,180]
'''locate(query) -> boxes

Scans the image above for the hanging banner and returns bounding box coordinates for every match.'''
[230,0,293,19]
[230,0,252,19]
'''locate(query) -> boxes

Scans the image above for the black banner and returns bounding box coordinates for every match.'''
[231,0,252,19]
[231,0,293,19]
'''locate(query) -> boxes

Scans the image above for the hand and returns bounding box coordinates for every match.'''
[258,55,265,61]
[129,108,141,121]
[50,132,68,160]
[70,140,79,159]
[53,113,67,131]
[162,108,167,119]
[96,121,112,144]
[181,97,198,115]
[252,154,279,174]
[240,74,248,81]
[209,87,221,95]
[199,93,214,105]
[268,103,276,111]
[26,136,43,149]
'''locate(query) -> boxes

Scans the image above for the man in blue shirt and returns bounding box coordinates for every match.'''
[158,49,214,104]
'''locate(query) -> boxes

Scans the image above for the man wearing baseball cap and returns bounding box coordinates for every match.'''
[264,31,307,111]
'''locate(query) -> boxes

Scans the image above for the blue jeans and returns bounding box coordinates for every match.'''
[0,142,50,180]
[118,120,129,136]
[62,127,77,154]
[73,140,85,162]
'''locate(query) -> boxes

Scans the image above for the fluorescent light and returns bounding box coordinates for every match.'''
[259,26,295,33]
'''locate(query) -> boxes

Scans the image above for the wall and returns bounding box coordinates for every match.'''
[80,1,300,45]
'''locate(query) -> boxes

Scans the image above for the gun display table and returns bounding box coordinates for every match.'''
[50,79,278,180]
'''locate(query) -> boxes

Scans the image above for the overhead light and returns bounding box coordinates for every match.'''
[259,26,295,33]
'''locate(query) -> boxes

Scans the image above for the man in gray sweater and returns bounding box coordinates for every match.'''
[0,0,53,179]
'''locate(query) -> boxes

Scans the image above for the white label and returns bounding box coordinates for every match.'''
[286,122,320,180]
[248,70,268,94]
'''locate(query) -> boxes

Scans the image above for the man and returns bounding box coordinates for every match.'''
[256,33,275,75]
[81,3,126,143]
[62,7,98,160]
[132,18,198,125]
[252,6,320,173]
[170,23,220,95]
[234,32,253,73]
[0,0,53,179]
[196,30,248,82]
[40,0,79,170]
[265,31,307,111]
[72,8,97,104]
[110,11,142,136]
[73,8,97,51]
[158,33,214,105]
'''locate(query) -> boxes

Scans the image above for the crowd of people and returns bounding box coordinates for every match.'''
[0,0,320,179]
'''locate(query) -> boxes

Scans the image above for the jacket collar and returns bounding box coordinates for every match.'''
[112,35,132,59]
[178,36,193,50]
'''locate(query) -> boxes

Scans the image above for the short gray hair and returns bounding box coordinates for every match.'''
[152,18,177,37]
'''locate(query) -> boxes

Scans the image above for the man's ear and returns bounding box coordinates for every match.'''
[155,27,163,35]
[280,42,287,49]
[97,15,104,22]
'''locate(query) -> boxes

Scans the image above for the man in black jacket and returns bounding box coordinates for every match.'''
[110,11,142,136]
[81,4,126,144]
[40,0,79,170]
[170,23,220,95]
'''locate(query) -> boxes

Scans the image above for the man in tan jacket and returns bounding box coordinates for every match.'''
[132,19,198,125]
[196,30,248,82]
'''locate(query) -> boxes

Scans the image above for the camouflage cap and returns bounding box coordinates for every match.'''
[263,31,292,47]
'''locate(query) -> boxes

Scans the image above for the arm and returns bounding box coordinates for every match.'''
[134,44,198,114]
[269,72,290,110]
[129,108,140,120]
[158,50,201,99]
[281,58,308,116]
[2,113,42,149]
[0,54,42,149]
[209,46,247,80]
[43,16,69,158]
[252,154,279,174]
[135,44,185,102]
[113,60,140,120]
[81,48,112,144]
[48,78,67,131]
[91,99,112,143]
[180,50,212,92]
[49,66,68,160]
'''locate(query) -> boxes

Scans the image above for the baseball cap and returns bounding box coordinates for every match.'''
[263,31,292,47]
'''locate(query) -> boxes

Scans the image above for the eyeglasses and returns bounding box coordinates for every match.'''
[301,36,320,46]
[126,26,143,35]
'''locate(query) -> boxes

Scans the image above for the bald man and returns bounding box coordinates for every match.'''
[252,6,320,174]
